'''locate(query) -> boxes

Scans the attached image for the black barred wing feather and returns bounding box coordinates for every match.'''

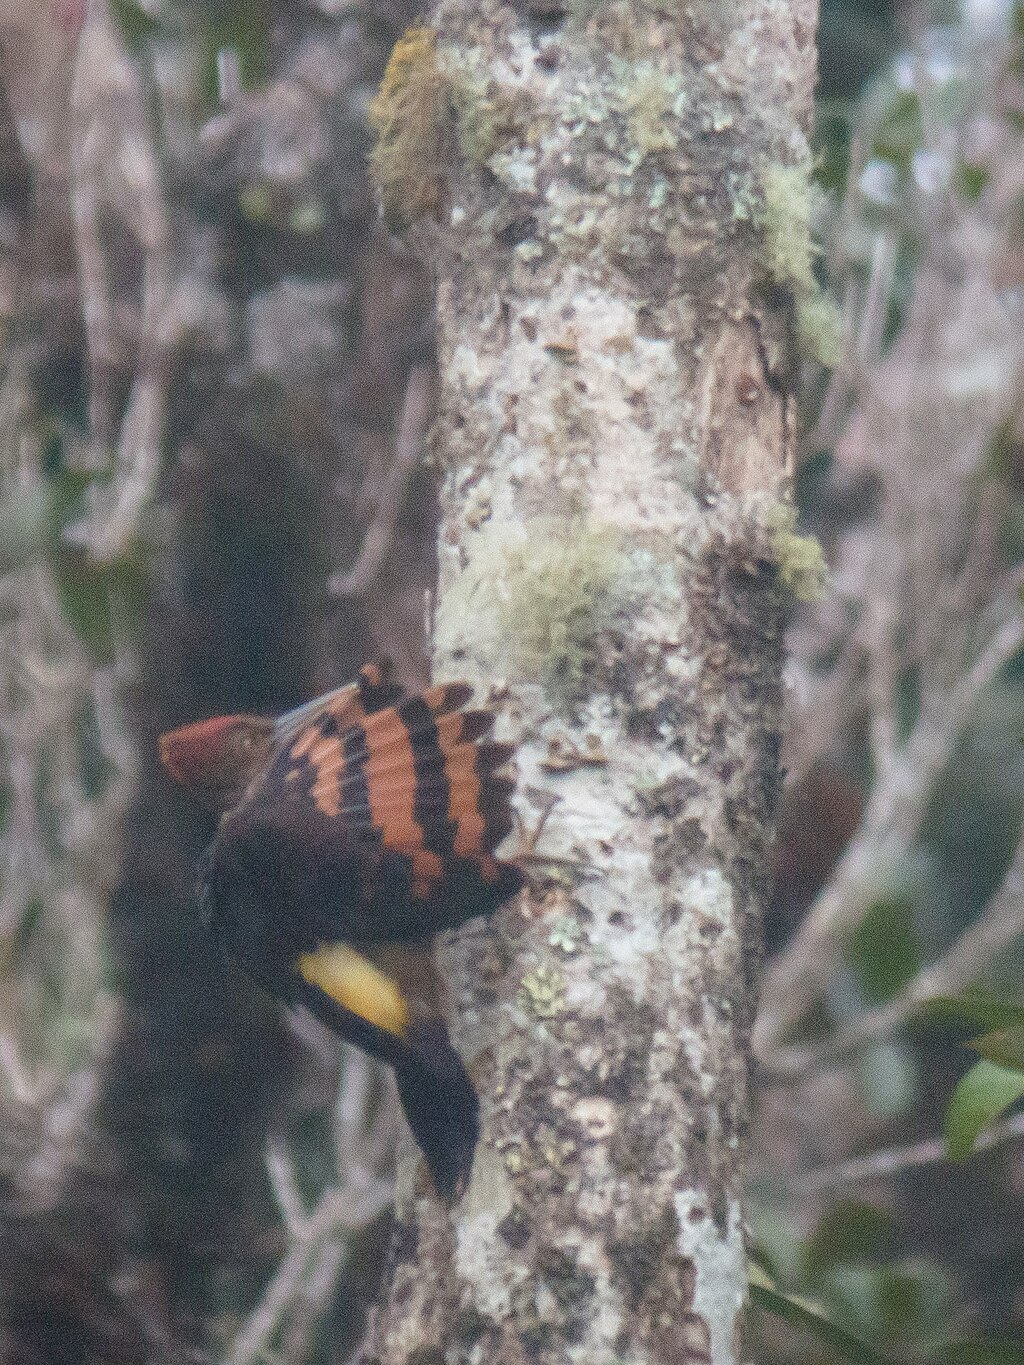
[218,675,524,949]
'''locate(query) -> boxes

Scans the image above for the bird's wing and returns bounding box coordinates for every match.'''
[232,675,524,935]
[272,661,406,748]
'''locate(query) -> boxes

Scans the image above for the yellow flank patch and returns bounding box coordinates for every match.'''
[297,944,410,1039]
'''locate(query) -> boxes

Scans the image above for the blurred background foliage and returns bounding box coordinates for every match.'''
[752,1,1024,1361]
[0,0,1023,1362]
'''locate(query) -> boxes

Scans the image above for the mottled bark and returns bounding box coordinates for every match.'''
[363,2,812,1363]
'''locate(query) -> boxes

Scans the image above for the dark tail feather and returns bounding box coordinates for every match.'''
[294,977,478,1201]
[395,1020,479,1202]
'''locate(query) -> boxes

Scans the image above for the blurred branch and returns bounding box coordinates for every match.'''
[794,1110,1024,1195]
[0,124,139,1228]
[0,339,138,1116]
[279,1237,345,1364]
[67,0,173,563]
[266,1137,307,1239]
[758,615,1024,1057]
[225,1050,396,1365]
[329,362,434,599]
[1,0,422,1357]
[225,1183,393,1365]
[766,826,1024,1079]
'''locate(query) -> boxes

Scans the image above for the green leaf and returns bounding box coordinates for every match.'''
[872,88,923,177]
[0,485,53,570]
[199,1,272,107]
[954,160,990,201]
[918,992,1024,1035]
[970,1026,1024,1070]
[875,1259,952,1341]
[847,898,920,1004]
[944,1060,1024,1160]
[749,1265,894,1365]
[10,896,44,961]
[804,1201,891,1286]
[938,1338,1024,1365]
[109,0,162,51]
[748,1196,807,1287]
[859,1039,919,1117]
[812,103,853,194]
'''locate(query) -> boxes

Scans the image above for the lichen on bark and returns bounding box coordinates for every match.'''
[361,1,817,1361]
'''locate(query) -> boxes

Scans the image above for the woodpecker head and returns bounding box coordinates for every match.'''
[159,714,276,813]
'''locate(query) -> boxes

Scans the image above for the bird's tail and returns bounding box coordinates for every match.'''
[393,1019,480,1202]
[294,967,479,1201]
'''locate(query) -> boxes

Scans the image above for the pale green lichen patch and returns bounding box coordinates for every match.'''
[447,57,527,167]
[548,914,584,954]
[759,163,817,288]
[502,521,624,700]
[456,1202,517,1320]
[764,502,828,602]
[369,26,537,227]
[503,1145,525,1174]
[443,517,627,706]
[518,963,567,1018]
[728,168,758,222]
[794,290,844,372]
[758,162,843,368]
[682,868,734,926]
[616,60,687,156]
[674,1192,746,1365]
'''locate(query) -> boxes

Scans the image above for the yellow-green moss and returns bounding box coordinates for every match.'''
[441,516,626,705]
[760,163,816,289]
[492,519,624,704]
[759,162,843,368]
[794,290,843,369]
[368,28,528,219]
[448,64,525,166]
[548,914,583,953]
[765,503,828,602]
[518,963,567,1018]
[620,62,683,156]
[368,26,447,229]
[504,1146,525,1173]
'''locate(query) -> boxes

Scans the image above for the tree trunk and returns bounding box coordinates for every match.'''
[363,2,815,1362]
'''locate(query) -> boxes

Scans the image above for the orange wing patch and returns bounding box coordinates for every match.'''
[363,709,419,847]
[440,730,485,858]
[279,663,405,755]
[281,668,409,820]
[289,728,318,760]
[256,671,521,911]
[311,755,344,817]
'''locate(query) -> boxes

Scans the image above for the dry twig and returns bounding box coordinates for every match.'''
[758,616,1024,1057]
[329,363,435,599]
[794,1110,1024,1195]
[225,1048,396,1365]
[67,1,174,563]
